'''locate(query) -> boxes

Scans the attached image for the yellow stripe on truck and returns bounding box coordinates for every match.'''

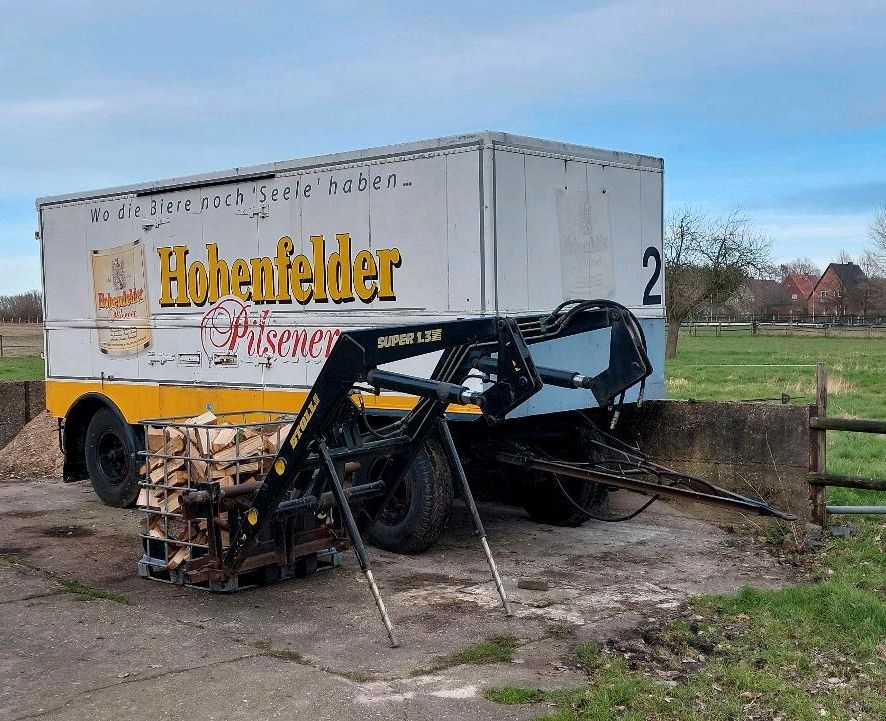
[45,378,481,423]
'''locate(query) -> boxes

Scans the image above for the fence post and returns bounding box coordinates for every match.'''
[810,363,828,527]
[0,334,3,358]
[23,381,31,424]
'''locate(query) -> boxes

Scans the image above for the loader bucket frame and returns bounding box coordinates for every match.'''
[182,299,791,646]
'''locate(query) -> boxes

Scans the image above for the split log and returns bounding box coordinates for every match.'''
[211,426,239,452]
[148,458,185,484]
[213,435,265,465]
[264,423,293,454]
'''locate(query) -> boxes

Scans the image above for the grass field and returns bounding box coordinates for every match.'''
[666,334,885,506]
[487,333,885,721]
[0,356,43,381]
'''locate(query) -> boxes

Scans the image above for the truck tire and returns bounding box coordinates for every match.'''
[521,472,609,527]
[519,419,609,527]
[367,436,453,554]
[84,407,142,508]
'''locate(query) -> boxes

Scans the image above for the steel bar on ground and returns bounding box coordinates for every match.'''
[438,420,513,617]
[825,506,886,515]
[317,441,399,648]
[496,453,795,519]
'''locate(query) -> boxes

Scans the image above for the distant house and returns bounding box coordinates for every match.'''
[773,273,817,316]
[739,263,882,319]
[807,263,868,318]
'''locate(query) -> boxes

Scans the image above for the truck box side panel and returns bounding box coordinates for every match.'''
[491,145,664,417]
[494,148,664,314]
[490,149,529,311]
[445,151,483,311]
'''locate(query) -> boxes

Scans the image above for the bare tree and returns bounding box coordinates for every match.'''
[868,202,886,267]
[0,291,42,320]
[836,249,854,264]
[664,207,771,358]
[778,257,821,280]
[860,249,884,278]
[858,250,886,317]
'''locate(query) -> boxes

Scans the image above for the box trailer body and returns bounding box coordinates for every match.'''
[38,131,664,435]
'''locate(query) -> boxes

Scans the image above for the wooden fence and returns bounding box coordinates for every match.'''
[682,322,886,338]
[808,363,886,526]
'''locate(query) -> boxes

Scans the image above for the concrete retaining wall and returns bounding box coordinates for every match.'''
[616,400,811,522]
[0,381,46,449]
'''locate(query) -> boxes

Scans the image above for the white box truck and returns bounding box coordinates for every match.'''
[37,131,664,538]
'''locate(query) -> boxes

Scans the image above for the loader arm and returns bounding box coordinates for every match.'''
[224,302,650,572]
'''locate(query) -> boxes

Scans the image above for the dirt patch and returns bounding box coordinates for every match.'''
[0,411,63,479]
[40,525,95,538]
[0,509,51,519]
[0,322,43,357]
[393,571,473,590]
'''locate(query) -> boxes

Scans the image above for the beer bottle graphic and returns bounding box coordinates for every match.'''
[91,239,152,356]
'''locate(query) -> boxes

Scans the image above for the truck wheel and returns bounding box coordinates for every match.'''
[521,472,609,527]
[367,436,453,554]
[84,407,142,508]
[519,419,610,527]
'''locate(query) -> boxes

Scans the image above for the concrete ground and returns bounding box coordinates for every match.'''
[0,475,790,720]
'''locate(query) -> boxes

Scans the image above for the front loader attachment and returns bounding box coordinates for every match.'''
[179,300,792,645]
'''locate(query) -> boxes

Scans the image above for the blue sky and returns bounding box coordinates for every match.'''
[1,0,885,293]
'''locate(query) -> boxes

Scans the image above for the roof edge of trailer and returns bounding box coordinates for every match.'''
[35,131,664,208]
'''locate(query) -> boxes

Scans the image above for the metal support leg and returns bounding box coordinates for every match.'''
[317,441,399,647]
[438,420,513,616]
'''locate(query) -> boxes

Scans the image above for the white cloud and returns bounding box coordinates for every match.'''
[755,212,872,268]
[233,1,886,127]
[0,97,113,123]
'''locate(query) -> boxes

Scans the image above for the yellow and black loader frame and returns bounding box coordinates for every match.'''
[181,300,792,646]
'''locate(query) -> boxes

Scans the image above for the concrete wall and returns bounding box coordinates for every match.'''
[0,381,46,449]
[616,400,812,522]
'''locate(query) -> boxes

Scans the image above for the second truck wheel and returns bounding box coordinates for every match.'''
[521,472,609,526]
[518,417,611,526]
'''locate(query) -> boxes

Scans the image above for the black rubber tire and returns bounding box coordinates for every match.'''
[84,407,141,508]
[521,473,609,527]
[367,436,454,554]
[520,421,610,527]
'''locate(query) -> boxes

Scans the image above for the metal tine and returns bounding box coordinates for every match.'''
[316,440,399,648]
[437,419,513,617]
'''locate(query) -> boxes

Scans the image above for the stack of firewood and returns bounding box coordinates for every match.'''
[138,411,292,570]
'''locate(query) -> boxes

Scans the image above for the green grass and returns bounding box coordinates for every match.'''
[257,647,307,663]
[548,623,576,639]
[666,334,885,506]
[0,356,43,381]
[412,634,519,676]
[485,334,885,720]
[62,580,131,605]
[452,634,518,664]
[486,525,886,720]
